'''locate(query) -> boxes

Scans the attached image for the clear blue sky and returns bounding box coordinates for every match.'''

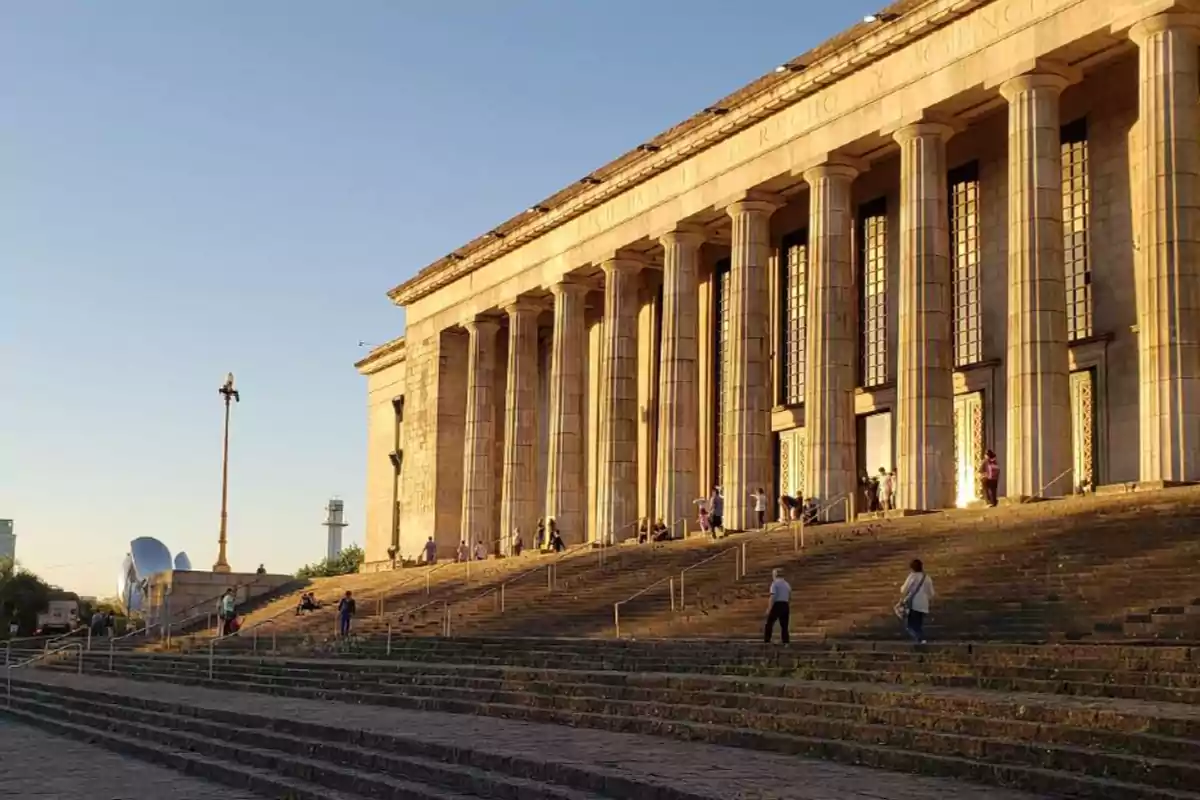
[0,0,878,597]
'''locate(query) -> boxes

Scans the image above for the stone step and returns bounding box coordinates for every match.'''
[8,684,609,800]
[32,663,1200,800]
[0,703,364,800]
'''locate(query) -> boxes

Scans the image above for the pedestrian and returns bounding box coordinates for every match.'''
[456,539,468,563]
[897,559,935,644]
[218,588,237,637]
[423,536,438,565]
[694,498,711,536]
[980,450,1000,507]
[879,467,894,512]
[90,610,105,638]
[764,568,791,644]
[511,528,523,557]
[536,518,546,551]
[337,590,356,637]
[864,473,880,512]
[751,487,768,529]
[255,564,266,576]
[709,487,724,535]
[474,539,487,561]
[550,528,565,553]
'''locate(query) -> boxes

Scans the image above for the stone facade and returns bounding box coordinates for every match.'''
[359,0,1200,564]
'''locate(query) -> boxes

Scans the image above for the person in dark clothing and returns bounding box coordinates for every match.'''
[980,450,1000,507]
[764,568,792,644]
[337,591,356,637]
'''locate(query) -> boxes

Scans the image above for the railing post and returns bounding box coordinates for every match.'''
[547,564,552,592]
[680,572,686,609]
[386,623,393,656]
[86,627,92,653]
[252,628,258,654]
[76,644,82,676]
[377,596,383,618]
[108,637,114,672]
[208,640,215,680]
[669,578,675,612]
[426,569,431,595]
[613,603,620,638]
[500,583,505,613]
[741,542,747,579]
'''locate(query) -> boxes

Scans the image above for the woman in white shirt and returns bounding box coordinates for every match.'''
[899,559,935,643]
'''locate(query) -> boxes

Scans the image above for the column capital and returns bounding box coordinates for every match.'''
[657,224,706,249]
[994,60,1079,99]
[503,299,542,318]
[549,278,590,298]
[892,120,957,147]
[1129,12,1200,45]
[802,159,861,184]
[724,191,784,219]
[463,314,501,334]
[600,251,648,277]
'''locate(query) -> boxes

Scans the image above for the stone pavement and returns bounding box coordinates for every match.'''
[0,717,259,800]
[21,669,1047,800]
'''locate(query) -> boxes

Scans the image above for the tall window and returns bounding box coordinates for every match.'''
[779,231,808,406]
[950,162,982,367]
[859,199,888,388]
[1062,118,1092,341]
[714,259,730,484]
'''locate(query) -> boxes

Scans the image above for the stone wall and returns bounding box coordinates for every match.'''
[364,360,405,564]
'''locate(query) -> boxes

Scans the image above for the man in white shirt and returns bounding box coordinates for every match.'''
[752,487,768,529]
[764,568,791,644]
[899,558,935,643]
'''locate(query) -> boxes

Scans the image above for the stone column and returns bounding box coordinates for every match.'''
[1132,15,1200,483]
[803,162,859,517]
[724,195,781,531]
[460,316,500,548]
[595,256,641,544]
[1000,69,1073,498]
[545,280,589,543]
[894,122,956,510]
[655,225,705,533]
[498,300,540,554]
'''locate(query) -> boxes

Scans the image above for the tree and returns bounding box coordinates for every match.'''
[295,545,365,579]
[0,558,53,637]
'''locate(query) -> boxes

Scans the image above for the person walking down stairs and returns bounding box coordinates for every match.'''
[337,591,356,637]
[218,589,237,636]
[897,559,935,644]
[980,450,1000,507]
[764,569,792,644]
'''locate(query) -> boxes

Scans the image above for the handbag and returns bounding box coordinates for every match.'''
[894,574,926,619]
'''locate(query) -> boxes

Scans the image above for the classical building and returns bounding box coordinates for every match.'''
[357,0,1200,566]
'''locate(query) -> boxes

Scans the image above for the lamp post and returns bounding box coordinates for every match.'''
[213,373,240,573]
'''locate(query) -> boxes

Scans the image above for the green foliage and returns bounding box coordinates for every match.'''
[0,557,53,637]
[295,544,365,579]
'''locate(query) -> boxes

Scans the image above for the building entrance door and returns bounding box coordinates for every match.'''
[777,428,807,502]
[1070,369,1096,493]
[953,391,984,507]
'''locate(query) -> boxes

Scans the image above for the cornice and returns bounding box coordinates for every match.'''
[354,335,407,375]
[389,0,990,307]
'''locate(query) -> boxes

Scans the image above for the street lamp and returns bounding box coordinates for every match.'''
[213,372,240,573]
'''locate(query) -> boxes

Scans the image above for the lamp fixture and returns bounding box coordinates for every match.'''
[491,230,507,240]
[580,176,603,186]
[637,143,661,153]
[527,205,550,214]
[863,11,898,23]
[775,63,806,74]
[704,106,729,116]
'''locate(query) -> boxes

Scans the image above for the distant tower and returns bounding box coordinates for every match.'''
[324,499,347,561]
[0,519,14,562]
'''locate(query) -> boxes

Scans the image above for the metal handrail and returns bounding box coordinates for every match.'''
[1039,466,1075,498]
[7,642,83,707]
[794,492,851,552]
[679,542,743,609]
[596,518,642,568]
[42,625,88,650]
[613,575,674,638]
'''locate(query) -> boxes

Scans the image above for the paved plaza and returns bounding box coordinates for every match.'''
[15,669,1047,800]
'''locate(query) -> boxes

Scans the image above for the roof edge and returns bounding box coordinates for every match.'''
[355,335,406,375]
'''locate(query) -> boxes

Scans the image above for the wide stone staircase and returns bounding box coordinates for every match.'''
[9,637,1200,799]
